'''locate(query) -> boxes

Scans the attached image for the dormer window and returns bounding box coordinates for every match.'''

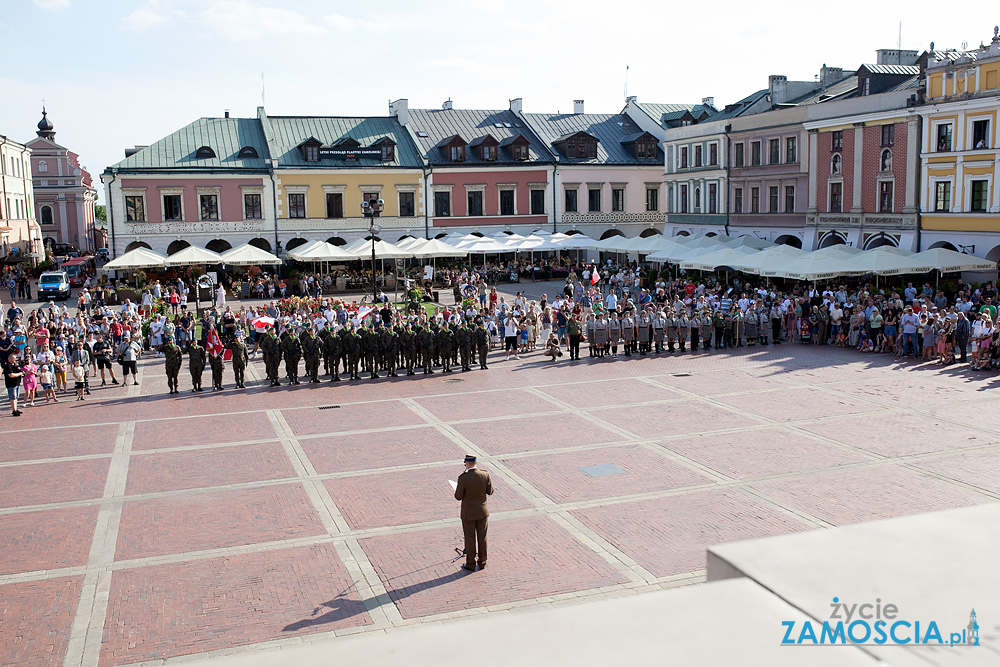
[513,145,528,160]
[381,145,394,160]
[238,146,258,158]
[636,141,656,159]
[451,146,465,161]
[195,146,216,159]
[305,145,319,161]
[482,145,497,161]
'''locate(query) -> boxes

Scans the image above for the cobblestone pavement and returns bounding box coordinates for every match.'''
[3,332,1000,666]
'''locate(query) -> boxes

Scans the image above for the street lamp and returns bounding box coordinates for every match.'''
[361,198,384,303]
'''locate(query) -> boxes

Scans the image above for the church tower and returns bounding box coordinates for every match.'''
[968,609,979,645]
[36,107,56,141]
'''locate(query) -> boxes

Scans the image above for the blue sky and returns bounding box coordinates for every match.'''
[0,0,982,201]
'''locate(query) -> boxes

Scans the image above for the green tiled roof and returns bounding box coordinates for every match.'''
[264,116,424,168]
[521,113,660,165]
[107,117,270,172]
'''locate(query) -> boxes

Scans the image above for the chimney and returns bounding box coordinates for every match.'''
[224,109,230,118]
[701,96,715,108]
[442,98,453,111]
[573,99,584,114]
[768,75,788,104]
[819,65,844,87]
[509,97,523,114]
[626,95,637,105]
[390,98,409,126]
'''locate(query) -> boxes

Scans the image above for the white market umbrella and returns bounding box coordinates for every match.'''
[553,235,598,250]
[463,239,516,254]
[342,238,371,254]
[221,243,281,266]
[727,245,806,274]
[287,241,356,262]
[913,248,996,273]
[680,246,759,272]
[411,238,469,258]
[647,240,728,264]
[349,239,414,260]
[723,236,776,250]
[773,254,862,280]
[811,244,863,258]
[844,249,933,276]
[595,235,631,252]
[164,245,224,266]
[395,237,425,250]
[102,247,166,270]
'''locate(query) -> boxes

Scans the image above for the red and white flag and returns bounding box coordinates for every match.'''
[207,328,224,358]
[591,268,601,285]
[351,306,375,326]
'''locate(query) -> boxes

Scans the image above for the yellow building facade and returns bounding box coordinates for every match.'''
[918,28,1000,261]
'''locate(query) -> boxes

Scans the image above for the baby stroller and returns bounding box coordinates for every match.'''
[799,320,812,344]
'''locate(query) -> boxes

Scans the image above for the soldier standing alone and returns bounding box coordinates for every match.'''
[454,454,493,572]
[188,339,206,392]
[230,332,249,389]
[163,336,182,394]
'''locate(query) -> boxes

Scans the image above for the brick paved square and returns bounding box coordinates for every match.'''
[830,376,972,407]
[325,466,533,530]
[796,413,994,457]
[536,378,683,408]
[415,388,560,422]
[573,490,808,577]
[0,423,119,463]
[0,576,83,667]
[661,428,868,479]
[0,458,110,508]
[131,411,275,450]
[115,484,325,560]
[750,466,990,526]
[912,449,1000,496]
[453,412,625,455]
[589,400,764,439]
[126,442,296,494]
[359,515,627,619]
[651,369,797,396]
[713,387,878,423]
[0,506,97,575]
[501,445,711,503]
[282,400,424,436]
[300,426,465,474]
[100,544,370,667]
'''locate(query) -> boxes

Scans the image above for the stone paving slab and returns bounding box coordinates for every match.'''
[281,400,425,436]
[415,387,559,421]
[0,422,118,463]
[453,412,624,455]
[0,506,97,575]
[131,411,275,450]
[796,412,995,458]
[0,576,83,667]
[714,386,879,423]
[125,442,295,495]
[299,426,465,474]
[589,399,764,438]
[0,458,110,508]
[536,377,683,408]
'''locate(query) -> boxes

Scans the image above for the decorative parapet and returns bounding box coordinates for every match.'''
[806,213,917,229]
[123,220,268,235]
[562,211,665,224]
[278,216,417,232]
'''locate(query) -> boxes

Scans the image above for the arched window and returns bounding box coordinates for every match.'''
[38,160,48,173]
[40,205,53,225]
[238,146,258,158]
[195,146,216,159]
[695,188,701,209]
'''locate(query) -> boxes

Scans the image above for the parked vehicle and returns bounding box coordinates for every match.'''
[37,271,71,301]
[60,256,95,286]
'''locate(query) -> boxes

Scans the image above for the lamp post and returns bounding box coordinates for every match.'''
[361,198,384,304]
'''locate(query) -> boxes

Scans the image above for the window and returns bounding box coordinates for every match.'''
[612,188,624,212]
[588,188,601,212]
[680,147,688,168]
[751,141,761,166]
[500,189,515,216]
[694,188,701,209]
[970,180,988,212]
[163,194,182,221]
[734,143,744,167]
[881,125,894,147]
[244,193,262,219]
[972,120,990,149]
[831,131,843,151]
[879,182,894,213]
[934,182,951,212]
[829,183,842,212]
[199,194,219,220]
[679,185,689,213]
[38,160,47,173]
[468,190,484,216]
[861,78,871,96]
[709,143,718,166]
[325,193,344,219]
[380,144,395,161]
[784,186,795,213]
[646,187,659,211]
[769,139,780,164]
[512,144,529,160]
[530,189,545,215]
[750,187,760,213]
[305,145,319,162]
[288,193,306,218]
[481,145,497,161]
[786,137,797,163]
[769,186,779,212]
[936,124,952,152]
[450,146,465,162]
[434,191,451,216]
[733,187,743,213]
[238,146,258,158]
[398,192,415,217]
[195,146,216,159]
[565,189,578,212]
[41,205,54,225]
[694,145,703,167]
[708,184,717,214]
[124,196,145,222]
[636,141,656,159]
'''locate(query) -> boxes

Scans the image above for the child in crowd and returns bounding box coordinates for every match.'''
[21,356,38,407]
[39,364,58,403]
[72,360,86,401]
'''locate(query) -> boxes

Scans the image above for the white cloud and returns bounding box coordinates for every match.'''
[421,58,514,79]
[122,0,185,32]
[33,0,70,9]
[200,1,325,41]
[324,13,386,33]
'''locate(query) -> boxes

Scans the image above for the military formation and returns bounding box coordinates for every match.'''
[162,318,491,393]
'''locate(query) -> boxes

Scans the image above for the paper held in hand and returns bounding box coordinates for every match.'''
[449,480,458,491]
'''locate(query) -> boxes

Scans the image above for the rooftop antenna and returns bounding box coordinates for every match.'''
[261,72,266,106]
[898,21,902,60]
[624,64,629,101]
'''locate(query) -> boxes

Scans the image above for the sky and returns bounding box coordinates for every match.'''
[0,0,987,202]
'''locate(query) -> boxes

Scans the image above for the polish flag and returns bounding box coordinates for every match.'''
[351,306,375,326]
[591,268,601,285]
[207,328,224,358]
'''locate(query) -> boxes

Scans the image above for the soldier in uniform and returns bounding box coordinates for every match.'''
[438,323,454,373]
[162,336,183,394]
[209,343,225,390]
[653,308,667,354]
[338,325,351,378]
[345,325,362,380]
[323,326,342,381]
[458,321,473,371]
[474,319,489,369]
[421,323,436,374]
[260,327,281,386]
[188,338,206,392]
[230,331,249,388]
[621,310,635,357]
[363,323,379,379]
[713,310,727,350]
[607,311,621,358]
[319,327,333,376]
[281,327,302,385]
[301,327,322,383]
[383,324,400,377]
[402,324,417,375]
